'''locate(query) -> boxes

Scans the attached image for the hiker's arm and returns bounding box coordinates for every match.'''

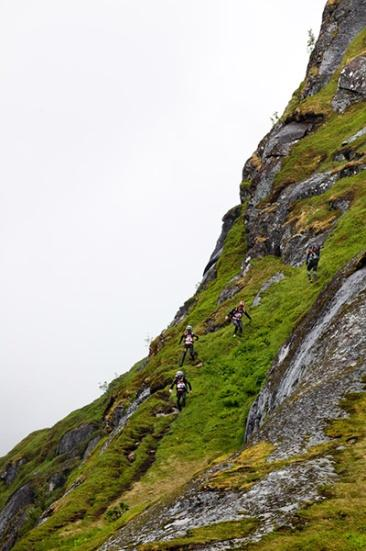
[179,334,184,344]
[170,378,176,390]
[244,311,252,321]
[194,334,199,340]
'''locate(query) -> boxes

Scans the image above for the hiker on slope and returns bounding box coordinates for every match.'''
[170,370,192,411]
[226,300,252,337]
[306,244,321,283]
[179,325,199,366]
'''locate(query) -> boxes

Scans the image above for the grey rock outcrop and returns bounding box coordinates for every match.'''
[245,170,337,262]
[333,55,366,112]
[101,457,335,551]
[245,258,366,460]
[0,484,34,551]
[302,0,366,97]
[0,459,25,487]
[202,205,242,279]
[57,424,97,458]
[252,273,285,307]
[101,387,151,453]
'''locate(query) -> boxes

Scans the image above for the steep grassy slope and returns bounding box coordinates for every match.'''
[1,4,366,550]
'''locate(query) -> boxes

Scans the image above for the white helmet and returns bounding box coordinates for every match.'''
[186,325,193,331]
[176,370,184,378]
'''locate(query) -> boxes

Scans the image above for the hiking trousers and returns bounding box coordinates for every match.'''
[180,344,196,366]
[307,259,319,280]
[233,318,243,336]
[176,390,187,411]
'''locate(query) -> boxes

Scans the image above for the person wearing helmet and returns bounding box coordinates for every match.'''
[226,300,252,337]
[179,325,199,366]
[170,370,192,411]
[306,244,321,283]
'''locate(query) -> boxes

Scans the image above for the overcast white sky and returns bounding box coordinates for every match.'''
[0,0,324,456]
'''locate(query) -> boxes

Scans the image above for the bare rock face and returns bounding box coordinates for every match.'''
[333,55,366,112]
[0,484,34,551]
[302,0,366,98]
[202,205,242,278]
[56,424,97,458]
[0,459,26,487]
[245,259,366,460]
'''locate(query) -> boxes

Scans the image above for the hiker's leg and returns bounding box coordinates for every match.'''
[177,393,182,410]
[189,345,195,361]
[180,349,187,367]
[238,319,243,336]
[182,392,186,408]
[233,320,239,335]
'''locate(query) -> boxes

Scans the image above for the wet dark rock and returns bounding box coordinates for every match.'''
[333,147,363,162]
[302,0,366,98]
[56,424,97,458]
[333,55,366,112]
[263,122,312,158]
[83,435,101,460]
[0,484,34,551]
[0,458,26,487]
[217,282,241,305]
[252,273,285,307]
[245,263,366,460]
[202,205,242,277]
[171,296,196,326]
[100,387,151,453]
[48,472,67,493]
[245,171,337,262]
[329,196,351,213]
[338,160,366,179]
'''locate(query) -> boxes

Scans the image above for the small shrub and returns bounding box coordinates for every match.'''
[104,501,129,522]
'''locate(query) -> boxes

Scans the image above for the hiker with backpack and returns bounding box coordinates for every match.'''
[170,370,192,411]
[226,300,252,337]
[306,244,321,282]
[179,325,199,366]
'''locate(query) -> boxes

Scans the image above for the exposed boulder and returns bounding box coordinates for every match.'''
[302,0,366,97]
[0,458,26,487]
[0,484,34,551]
[263,122,312,158]
[333,55,366,112]
[217,282,241,305]
[56,424,97,458]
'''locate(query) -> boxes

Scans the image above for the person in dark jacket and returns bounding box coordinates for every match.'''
[306,244,321,282]
[226,300,252,337]
[179,325,199,366]
[170,370,192,410]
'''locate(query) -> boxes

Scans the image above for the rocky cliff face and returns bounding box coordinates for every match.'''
[1,2,366,550]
